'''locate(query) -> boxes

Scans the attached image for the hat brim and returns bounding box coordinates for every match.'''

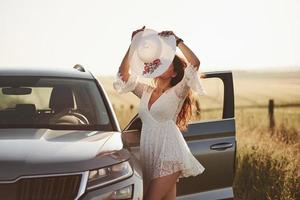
[129,29,176,78]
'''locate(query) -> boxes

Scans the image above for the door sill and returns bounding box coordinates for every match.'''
[176,187,233,200]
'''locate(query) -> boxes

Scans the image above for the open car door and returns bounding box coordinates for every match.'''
[122,71,236,200]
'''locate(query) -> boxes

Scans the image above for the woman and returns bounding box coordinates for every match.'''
[113,26,206,200]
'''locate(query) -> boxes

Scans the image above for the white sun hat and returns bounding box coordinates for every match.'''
[128,28,177,78]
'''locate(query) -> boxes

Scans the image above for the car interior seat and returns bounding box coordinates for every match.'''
[49,86,74,114]
[15,104,36,124]
[48,86,85,124]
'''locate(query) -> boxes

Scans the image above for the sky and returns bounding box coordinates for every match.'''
[0,0,299,75]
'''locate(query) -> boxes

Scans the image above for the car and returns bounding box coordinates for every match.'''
[0,65,236,200]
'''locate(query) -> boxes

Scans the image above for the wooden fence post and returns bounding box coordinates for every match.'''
[268,99,275,130]
[130,104,134,111]
[195,99,201,118]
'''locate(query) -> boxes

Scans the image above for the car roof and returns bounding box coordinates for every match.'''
[0,66,94,79]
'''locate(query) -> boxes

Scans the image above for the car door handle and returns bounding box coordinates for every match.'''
[210,142,233,151]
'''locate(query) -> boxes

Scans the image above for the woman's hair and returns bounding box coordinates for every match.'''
[153,54,193,132]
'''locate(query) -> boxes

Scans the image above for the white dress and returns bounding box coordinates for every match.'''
[113,62,207,189]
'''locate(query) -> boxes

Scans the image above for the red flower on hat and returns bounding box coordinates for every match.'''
[153,59,161,65]
[143,59,161,75]
[144,65,150,73]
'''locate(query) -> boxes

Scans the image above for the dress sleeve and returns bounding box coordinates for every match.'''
[174,62,207,99]
[112,72,147,98]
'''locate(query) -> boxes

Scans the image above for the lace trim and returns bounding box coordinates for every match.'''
[152,160,184,182]
[150,158,205,182]
[112,72,138,93]
[184,62,207,96]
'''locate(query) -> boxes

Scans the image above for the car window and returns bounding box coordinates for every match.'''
[191,78,224,122]
[0,76,112,131]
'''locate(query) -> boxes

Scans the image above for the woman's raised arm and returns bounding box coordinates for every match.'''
[158,30,206,98]
[118,26,146,82]
[117,46,131,82]
[113,26,149,98]
[177,41,200,70]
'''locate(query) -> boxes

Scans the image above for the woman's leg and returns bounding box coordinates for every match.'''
[162,183,176,200]
[143,171,181,200]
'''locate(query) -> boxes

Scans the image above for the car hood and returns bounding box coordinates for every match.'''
[0,128,128,181]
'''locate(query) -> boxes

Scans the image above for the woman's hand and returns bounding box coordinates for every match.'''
[131,26,146,41]
[158,30,180,40]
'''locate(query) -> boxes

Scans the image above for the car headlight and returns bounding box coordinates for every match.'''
[88,185,133,200]
[87,161,133,190]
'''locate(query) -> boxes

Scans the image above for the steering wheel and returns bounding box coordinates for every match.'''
[69,111,89,124]
[50,108,90,125]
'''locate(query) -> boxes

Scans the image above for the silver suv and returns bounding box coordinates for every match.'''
[0,65,236,199]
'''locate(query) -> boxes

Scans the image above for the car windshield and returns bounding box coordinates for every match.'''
[0,76,112,131]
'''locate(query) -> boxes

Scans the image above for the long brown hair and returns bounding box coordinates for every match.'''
[153,55,193,132]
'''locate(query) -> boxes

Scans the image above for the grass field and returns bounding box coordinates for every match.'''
[97,70,300,200]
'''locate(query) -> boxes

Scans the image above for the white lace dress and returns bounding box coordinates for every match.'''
[113,62,207,189]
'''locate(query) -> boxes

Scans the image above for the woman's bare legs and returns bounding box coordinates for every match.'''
[143,171,181,200]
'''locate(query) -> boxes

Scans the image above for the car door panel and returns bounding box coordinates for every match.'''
[177,119,236,196]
